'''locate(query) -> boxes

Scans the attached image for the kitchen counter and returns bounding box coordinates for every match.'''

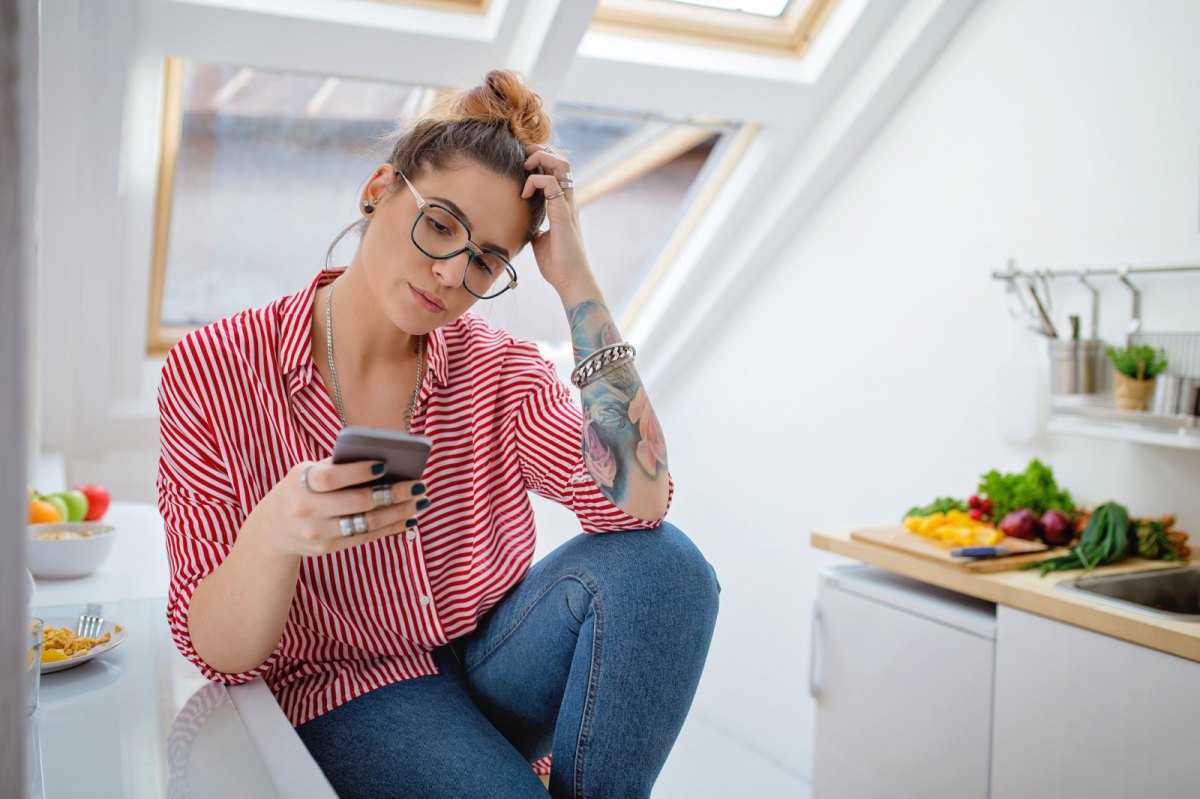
[28,597,335,798]
[811,527,1200,663]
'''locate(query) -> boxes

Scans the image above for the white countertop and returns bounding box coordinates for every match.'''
[26,504,335,798]
[27,597,334,799]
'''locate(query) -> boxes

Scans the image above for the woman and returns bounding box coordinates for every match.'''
[157,70,720,798]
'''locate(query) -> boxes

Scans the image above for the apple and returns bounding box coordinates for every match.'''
[42,494,70,523]
[76,484,111,521]
[52,489,89,522]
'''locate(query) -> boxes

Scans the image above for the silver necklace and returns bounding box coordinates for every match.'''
[325,278,425,431]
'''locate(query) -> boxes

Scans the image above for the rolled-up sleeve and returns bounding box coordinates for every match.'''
[512,353,674,533]
[157,343,280,684]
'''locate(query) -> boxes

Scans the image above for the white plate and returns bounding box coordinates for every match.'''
[39,616,128,674]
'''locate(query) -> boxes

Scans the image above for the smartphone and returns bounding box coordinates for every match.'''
[331,426,432,489]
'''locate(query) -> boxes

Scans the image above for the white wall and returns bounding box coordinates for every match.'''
[657,0,1200,786]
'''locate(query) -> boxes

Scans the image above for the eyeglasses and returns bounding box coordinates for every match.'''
[395,170,519,300]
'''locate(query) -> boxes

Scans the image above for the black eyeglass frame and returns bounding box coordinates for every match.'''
[395,170,519,300]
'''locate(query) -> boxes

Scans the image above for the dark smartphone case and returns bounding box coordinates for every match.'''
[331,426,432,488]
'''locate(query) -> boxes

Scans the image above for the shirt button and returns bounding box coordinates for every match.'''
[420,595,431,606]
[406,528,418,541]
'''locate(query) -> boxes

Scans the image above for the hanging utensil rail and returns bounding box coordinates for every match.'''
[992,261,1200,280]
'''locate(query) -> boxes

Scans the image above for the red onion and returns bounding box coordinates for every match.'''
[999,509,1041,541]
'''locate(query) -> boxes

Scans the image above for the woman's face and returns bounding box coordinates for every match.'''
[358,160,529,334]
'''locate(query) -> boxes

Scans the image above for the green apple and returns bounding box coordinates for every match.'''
[42,494,70,523]
[53,489,89,522]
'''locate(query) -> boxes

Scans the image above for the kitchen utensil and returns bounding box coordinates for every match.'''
[1027,279,1057,338]
[78,603,103,640]
[950,546,1013,558]
[1050,338,1102,394]
[1152,374,1183,415]
[1118,268,1142,344]
[1079,271,1100,340]
[1180,378,1200,417]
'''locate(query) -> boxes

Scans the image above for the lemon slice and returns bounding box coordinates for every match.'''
[41,649,69,663]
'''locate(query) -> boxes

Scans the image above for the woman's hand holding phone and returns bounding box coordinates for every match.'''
[249,457,430,558]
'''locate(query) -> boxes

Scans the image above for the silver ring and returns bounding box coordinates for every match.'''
[561,171,573,182]
[352,513,369,535]
[372,485,394,509]
[543,146,559,156]
[338,516,355,537]
[546,191,566,201]
[300,465,316,492]
[559,179,574,190]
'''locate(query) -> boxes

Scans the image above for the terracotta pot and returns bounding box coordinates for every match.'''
[1113,370,1156,411]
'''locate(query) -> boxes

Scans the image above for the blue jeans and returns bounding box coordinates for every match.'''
[296,521,721,798]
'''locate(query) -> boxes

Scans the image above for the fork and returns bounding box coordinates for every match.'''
[77,603,104,640]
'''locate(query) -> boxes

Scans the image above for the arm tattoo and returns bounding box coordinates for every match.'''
[567,300,668,506]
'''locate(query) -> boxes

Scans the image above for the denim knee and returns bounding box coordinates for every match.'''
[603,522,721,606]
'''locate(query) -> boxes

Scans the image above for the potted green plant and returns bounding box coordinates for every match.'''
[1105,344,1168,411]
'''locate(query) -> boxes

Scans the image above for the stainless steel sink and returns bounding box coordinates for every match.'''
[1057,565,1200,621]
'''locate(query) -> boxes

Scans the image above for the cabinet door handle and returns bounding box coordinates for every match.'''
[808,599,822,699]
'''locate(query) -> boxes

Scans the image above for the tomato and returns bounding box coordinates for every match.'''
[76,484,111,521]
[968,508,985,521]
[968,494,981,508]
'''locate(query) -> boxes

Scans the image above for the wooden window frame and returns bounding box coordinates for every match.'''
[593,0,839,57]
[146,57,187,357]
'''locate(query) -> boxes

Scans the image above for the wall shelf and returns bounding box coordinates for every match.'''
[1048,401,1200,450]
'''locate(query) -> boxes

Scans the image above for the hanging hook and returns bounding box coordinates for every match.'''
[1078,269,1100,340]
[1116,265,1142,345]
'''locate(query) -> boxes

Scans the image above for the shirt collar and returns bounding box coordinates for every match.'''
[280,269,449,388]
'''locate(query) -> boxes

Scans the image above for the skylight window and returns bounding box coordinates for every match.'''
[664,0,792,16]
[146,61,744,354]
[147,58,430,352]
[593,0,837,56]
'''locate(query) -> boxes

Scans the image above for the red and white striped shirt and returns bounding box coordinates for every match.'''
[157,268,673,776]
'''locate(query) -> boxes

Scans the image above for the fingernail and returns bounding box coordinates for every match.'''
[416,498,431,511]
[411,483,426,496]
[372,463,386,476]
[406,518,418,528]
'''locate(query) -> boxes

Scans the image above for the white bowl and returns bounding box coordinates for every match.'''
[28,523,117,579]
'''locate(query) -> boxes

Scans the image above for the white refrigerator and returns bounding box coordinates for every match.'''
[811,564,996,799]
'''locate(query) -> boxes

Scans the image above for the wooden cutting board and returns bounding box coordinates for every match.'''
[850,526,1068,573]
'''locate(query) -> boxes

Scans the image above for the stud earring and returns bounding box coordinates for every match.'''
[363,197,376,214]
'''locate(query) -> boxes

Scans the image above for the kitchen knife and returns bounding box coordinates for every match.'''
[950,546,1013,559]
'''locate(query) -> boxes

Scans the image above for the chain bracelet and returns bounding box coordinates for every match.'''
[570,342,636,388]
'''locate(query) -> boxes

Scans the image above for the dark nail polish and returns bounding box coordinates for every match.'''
[411,483,426,496]
[416,498,431,511]
[406,518,419,528]
[371,463,386,476]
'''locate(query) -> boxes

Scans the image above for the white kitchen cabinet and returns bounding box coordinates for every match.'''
[812,565,996,799]
[991,606,1200,799]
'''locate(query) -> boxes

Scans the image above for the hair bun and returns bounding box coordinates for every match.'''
[446,69,552,147]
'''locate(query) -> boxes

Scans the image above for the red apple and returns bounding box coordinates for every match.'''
[76,484,111,521]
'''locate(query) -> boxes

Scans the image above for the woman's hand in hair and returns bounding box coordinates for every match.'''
[522,146,598,306]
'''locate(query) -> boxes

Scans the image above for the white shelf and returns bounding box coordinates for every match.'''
[1047,408,1200,450]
